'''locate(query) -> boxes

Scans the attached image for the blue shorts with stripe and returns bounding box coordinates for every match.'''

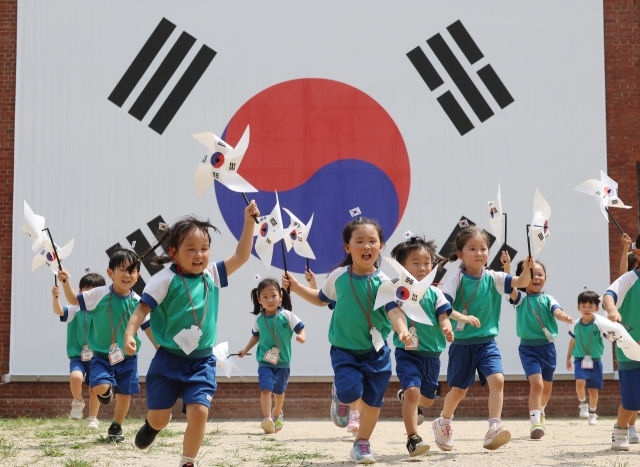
[619,366,640,411]
[518,343,556,382]
[447,340,503,389]
[258,366,290,395]
[394,348,440,400]
[90,355,140,395]
[574,359,603,389]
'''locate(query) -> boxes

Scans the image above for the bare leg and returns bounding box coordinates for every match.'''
[112,394,130,424]
[486,373,504,420]
[541,381,553,408]
[147,408,173,430]
[527,374,544,411]
[273,393,285,417]
[183,403,209,459]
[260,390,273,419]
[69,371,84,401]
[402,387,421,436]
[617,405,636,428]
[355,401,379,440]
[442,387,467,419]
[588,388,598,409]
[575,379,586,401]
[87,387,100,417]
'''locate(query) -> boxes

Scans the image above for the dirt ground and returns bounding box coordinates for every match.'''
[0,416,636,467]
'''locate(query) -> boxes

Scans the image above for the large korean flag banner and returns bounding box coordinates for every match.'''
[13,1,609,377]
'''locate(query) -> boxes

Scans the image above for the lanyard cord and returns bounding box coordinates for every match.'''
[579,319,594,356]
[107,289,133,346]
[526,295,546,330]
[262,309,281,349]
[349,267,373,328]
[82,311,89,347]
[175,267,209,329]
[457,269,483,314]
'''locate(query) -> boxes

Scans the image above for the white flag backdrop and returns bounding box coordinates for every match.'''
[13,0,611,377]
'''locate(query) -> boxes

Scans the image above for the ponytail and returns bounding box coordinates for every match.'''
[250,287,261,315]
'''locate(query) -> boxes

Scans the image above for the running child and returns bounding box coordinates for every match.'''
[433,227,533,451]
[124,201,259,467]
[388,236,454,457]
[237,278,306,434]
[508,259,572,439]
[58,249,154,442]
[52,272,106,428]
[283,216,413,464]
[603,257,640,451]
[566,291,605,427]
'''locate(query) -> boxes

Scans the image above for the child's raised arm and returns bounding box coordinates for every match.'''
[510,256,534,290]
[58,270,79,305]
[619,233,633,276]
[566,337,576,371]
[282,272,327,307]
[123,302,152,355]
[51,286,64,316]
[223,200,260,276]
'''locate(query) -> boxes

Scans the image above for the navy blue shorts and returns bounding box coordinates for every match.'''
[447,341,503,389]
[69,358,91,385]
[574,359,604,389]
[619,367,640,411]
[518,343,556,382]
[394,348,440,399]
[330,344,392,408]
[258,367,290,395]
[146,347,217,413]
[90,355,140,395]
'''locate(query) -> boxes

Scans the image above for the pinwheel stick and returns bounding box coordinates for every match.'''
[229,353,251,356]
[503,212,508,253]
[241,193,260,224]
[605,207,624,234]
[42,228,65,284]
[281,240,290,292]
[526,224,533,279]
[306,258,310,271]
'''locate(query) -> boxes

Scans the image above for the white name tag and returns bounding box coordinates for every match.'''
[108,344,124,365]
[173,325,203,355]
[263,347,280,365]
[581,355,594,369]
[455,321,465,331]
[543,327,555,343]
[405,327,419,350]
[81,345,93,362]
[370,327,384,352]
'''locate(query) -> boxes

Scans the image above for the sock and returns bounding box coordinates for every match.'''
[541,404,547,415]
[87,416,97,421]
[489,417,501,428]
[530,410,541,424]
[579,398,586,404]
[73,399,83,403]
[110,420,121,428]
[179,455,196,467]
[439,416,452,426]
[614,424,628,430]
[589,407,597,413]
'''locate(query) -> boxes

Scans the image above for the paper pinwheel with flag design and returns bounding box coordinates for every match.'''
[530,189,551,256]
[23,201,74,275]
[574,170,631,222]
[488,184,503,247]
[253,191,289,270]
[373,257,437,326]
[282,208,316,260]
[212,342,242,378]
[591,315,640,362]
[193,125,257,198]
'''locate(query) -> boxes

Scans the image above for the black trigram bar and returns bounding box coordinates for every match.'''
[406,46,443,91]
[427,34,494,122]
[126,229,165,276]
[105,243,146,296]
[149,45,217,135]
[437,91,474,136]
[477,65,514,109]
[108,18,176,107]
[147,215,168,243]
[447,20,484,65]
[129,32,197,121]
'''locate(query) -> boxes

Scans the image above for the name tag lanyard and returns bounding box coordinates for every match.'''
[527,295,548,331]
[456,270,483,318]
[349,268,374,329]
[107,289,133,348]
[262,310,281,351]
[176,269,209,331]
[579,320,594,358]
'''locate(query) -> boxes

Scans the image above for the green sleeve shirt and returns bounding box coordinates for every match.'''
[569,319,605,361]
[512,292,561,345]
[605,269,640,369]
[252,308,305,368]
[60,305,92,359]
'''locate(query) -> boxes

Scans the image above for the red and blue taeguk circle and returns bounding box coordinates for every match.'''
[396,286,410,300]
[216,78,410,273]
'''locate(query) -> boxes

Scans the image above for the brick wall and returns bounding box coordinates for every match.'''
[0,1,636,419]
[0,380,621,419]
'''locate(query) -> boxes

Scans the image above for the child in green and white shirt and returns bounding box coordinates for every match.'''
[238,278,306,434]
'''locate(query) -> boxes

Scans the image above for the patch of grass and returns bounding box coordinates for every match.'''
[70,441,89,450]
[0,438,21,460]
[609,457,629,467]
[209,422,226,436]
[64,458,96,467]
[93,435,118,445]
[261,449,330,467]
[41,445,65,457]
[158,428,182,438]
[35,430,57,439]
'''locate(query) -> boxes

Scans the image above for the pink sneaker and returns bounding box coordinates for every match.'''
[483,425,511,450]
[432,417,453,451]
[347,412,360,436]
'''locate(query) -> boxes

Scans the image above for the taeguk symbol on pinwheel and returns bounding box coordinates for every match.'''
[373,257,438,326]
[193,124,257,198]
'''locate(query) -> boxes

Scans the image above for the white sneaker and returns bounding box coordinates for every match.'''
[483,425,511,450]
[432,417,453,451]
[612,425,630,451]
[588,413,598,426]
[69,399,85,420]
[86,417,99,429]
[629,426,639,444]
[578,402,589,418]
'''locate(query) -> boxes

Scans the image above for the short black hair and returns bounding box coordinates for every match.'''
[79,273,106,290]
[577,291,600,306]
[108,249,140,272]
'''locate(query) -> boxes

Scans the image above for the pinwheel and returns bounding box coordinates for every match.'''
[574,170,631,233]
[529,189,551,257]
[282,208,316,262]
[373,257,437,326]
[193,125,257,198]
[488,184,505,249]
[253,191,289,270]
[591,315,640,362]
[23,201,46,253]
[212,342,242,378]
